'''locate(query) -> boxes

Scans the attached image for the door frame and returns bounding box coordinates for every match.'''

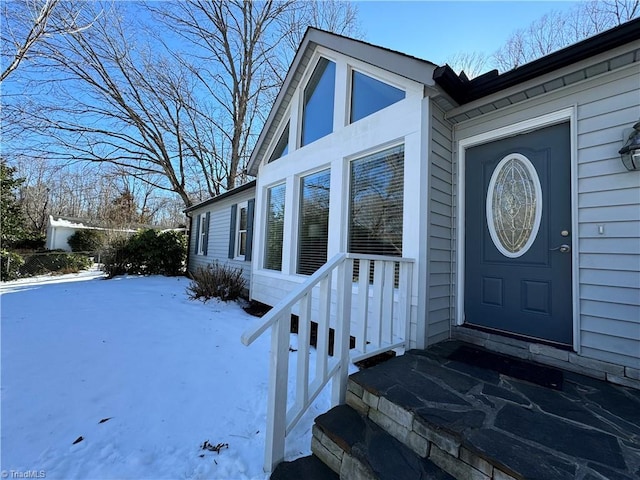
[455,107,580,353]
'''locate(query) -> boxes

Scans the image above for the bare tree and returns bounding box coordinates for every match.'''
[5,2,211,207]
[445,51,491,79]
[151,0,361,191]
[0,0,98,83]
[150,0,297,192]
[3,0,362,211]
[494,0,639,71]
[274,0,361,79]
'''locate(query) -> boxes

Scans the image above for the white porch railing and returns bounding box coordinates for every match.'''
[241,253,414,473]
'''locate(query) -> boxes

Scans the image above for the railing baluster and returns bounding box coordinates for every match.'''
[264,309,291,472]
[371,260,384,347]
[356,259,369,354]
[242,253,415,473]
[398,262,412,348]
[315,275,331,383]
[296,294,311,408]
[382,261,395,344]
[332,258,353,405]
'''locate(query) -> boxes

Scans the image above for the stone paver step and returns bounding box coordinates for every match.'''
[270,454,339,480]
[344,340,640,480]
[312,403,455,480]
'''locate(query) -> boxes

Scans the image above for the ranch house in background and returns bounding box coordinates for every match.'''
[185,180,256,289]
[188,19,639,475]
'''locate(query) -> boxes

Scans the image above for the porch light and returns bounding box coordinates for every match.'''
[619,121,640,171]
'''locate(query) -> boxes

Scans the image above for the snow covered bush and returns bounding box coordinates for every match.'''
[187,262,247,302]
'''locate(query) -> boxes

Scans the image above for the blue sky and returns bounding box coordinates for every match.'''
[356,1,579,65]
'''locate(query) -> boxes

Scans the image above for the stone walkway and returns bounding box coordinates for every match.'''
[349,340,640,479]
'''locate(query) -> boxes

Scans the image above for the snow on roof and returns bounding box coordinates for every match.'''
[48,215,137,233]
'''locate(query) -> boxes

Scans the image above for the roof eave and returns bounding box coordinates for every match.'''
[184,180,257,214]
[435,17,640,105]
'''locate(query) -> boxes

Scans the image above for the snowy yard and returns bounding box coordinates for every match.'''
[1,270,331,479]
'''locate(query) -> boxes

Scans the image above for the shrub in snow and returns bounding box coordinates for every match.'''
[101,237,130,278]
[67,229,105,253]
[20,251,92,276]
[1,250,24,281]
[102,229,187,278]
[187,262,247,302]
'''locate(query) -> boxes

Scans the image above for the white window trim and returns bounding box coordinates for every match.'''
[295,167,332,276]
[235,201,248,261]
[347,66,407,126]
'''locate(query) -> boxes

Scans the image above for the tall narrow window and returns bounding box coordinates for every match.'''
[349,145,404,256]
[269,122,289,163]
[350,71,405,123]
[198,212,209,256]
[264,184,286,271]
[301,58,336,147]
[236,203,248,258]
[297,169,331,275]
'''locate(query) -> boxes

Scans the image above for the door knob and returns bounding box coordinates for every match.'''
[550,244,571,253]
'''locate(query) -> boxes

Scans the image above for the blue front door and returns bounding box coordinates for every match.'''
[465,122,573,346]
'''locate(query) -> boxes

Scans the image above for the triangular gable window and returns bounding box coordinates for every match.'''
[268,122,289,163]
[301,57,336,147]
[350,71,405,123]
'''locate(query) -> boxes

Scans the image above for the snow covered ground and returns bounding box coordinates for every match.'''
[1,270,339,479]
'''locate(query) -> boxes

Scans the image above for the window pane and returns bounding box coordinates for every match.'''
[264,184,286,271]
[302,58,335,147]
[350,71,405,123]
[239,232,247,256]
[349,145,404,257]
[297,169,331,275]
[239,207,247,231]
[269,122,289,163]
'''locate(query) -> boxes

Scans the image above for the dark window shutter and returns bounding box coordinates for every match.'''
[229,204,237,259]
[203,212,210,256]
[194,215,201,254]
[245,199,255,261]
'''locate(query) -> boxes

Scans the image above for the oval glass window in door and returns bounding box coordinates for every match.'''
[486,153,542,258]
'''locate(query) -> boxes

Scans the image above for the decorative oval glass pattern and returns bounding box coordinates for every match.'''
[486,153,542,258]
